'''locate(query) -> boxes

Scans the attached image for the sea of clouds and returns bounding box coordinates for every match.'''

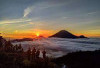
[12,38,100,57]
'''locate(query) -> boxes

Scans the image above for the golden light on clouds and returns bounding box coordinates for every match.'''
[29,22,34,24]
[2,29,54,39]
[0,18,31,24]
[32,29,53,37]
[2,28,100,39]
[14,30,18,33]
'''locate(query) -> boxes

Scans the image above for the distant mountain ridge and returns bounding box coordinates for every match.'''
[11,36,46,42]
[49,30,87,38]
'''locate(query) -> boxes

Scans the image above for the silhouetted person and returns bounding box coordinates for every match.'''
[15,44,18,51]
[18,44,23,52]
[36,49,40,58]
[18,43,22,49]
[27,47,31,60]
[32,47,36,59]
[42,49,46,59]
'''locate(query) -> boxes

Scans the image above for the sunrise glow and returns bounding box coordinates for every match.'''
[0,0,100,68]
[36,32,40,37]
[0,0,100,39]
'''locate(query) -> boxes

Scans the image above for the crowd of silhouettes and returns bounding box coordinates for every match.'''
[27,47,46,60]
[0,36,46,60]
[0,36,58,68]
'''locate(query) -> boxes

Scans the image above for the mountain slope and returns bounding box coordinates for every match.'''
[49,30,78,38]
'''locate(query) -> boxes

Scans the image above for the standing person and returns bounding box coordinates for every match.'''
[36,49,40,58]
[27,47,31,60]
[32,47,36,59]
[42,49,46,59]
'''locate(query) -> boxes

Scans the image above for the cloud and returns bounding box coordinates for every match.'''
[87,12,97,15]
[23,3,50,18]
[22,1,69,18]
[23,6,34,18]
[14,30,18,33]
[12,38,100,57]
[29,22,34,24]
[0,18,31,24]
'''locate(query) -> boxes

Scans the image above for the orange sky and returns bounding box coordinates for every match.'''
[0,0,100,39]
[2,29,54,39]
[1,29,100,39]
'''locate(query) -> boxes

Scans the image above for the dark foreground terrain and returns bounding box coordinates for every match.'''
[1,50,100,68]
[0,36,58,68]
[0,36,100,68]
[53,50,100,68]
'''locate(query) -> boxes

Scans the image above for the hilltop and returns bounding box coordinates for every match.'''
[49,30,87,38]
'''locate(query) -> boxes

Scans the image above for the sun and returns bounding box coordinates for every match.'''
[36,32,40,37]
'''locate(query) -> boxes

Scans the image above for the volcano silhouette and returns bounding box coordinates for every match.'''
[49,30,79,38]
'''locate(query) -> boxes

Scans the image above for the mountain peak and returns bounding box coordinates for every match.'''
[49,30,78,38]
[49,30,87,38]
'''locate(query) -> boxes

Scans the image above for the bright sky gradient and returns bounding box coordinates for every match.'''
[0,0,100,38]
